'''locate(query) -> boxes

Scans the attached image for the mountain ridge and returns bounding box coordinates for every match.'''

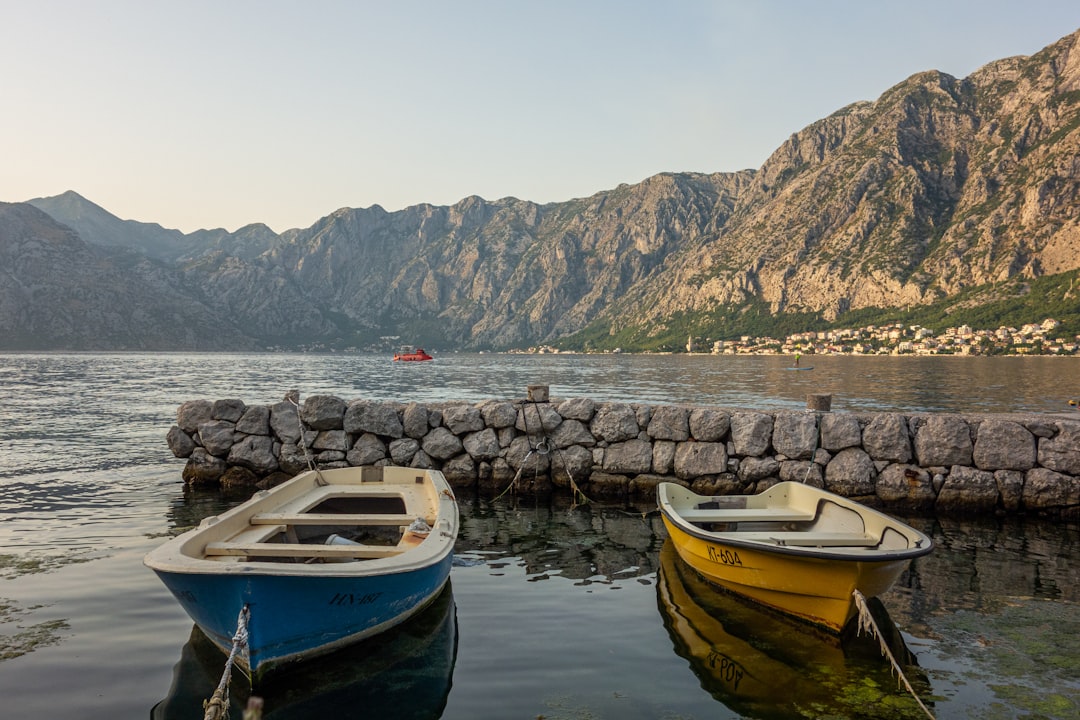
[5,27,1080,352]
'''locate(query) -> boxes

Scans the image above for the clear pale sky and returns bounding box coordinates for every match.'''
[2,1,1079,233]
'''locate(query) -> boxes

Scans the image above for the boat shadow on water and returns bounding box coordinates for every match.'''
[657,541,933,719]
[150,583,457,720]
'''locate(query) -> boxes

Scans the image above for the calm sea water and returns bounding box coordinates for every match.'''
[1,353,1078,719]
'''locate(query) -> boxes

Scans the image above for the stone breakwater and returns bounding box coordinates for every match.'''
[166,390,1080,518]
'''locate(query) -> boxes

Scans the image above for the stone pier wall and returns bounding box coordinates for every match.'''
[166,390,1080,519]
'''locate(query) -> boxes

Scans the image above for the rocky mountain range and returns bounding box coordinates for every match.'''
[3,27,1079,352]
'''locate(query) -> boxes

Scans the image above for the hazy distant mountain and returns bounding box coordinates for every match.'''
[0,202,261,350]
[26,190,280,262]
[5,27,1079,352]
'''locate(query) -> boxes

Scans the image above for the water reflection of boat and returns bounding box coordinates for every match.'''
[151,583,457,720]
[657,541,931,719]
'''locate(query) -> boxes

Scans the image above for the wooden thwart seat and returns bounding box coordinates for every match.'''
[682,508,816,523]
[732,531,879,547]
[249,512,420,527]
[204,541,407,559]
[222,523,289,544]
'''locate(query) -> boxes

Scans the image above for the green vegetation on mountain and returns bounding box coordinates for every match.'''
[5,29,1080,353]
[557,269,1080,352]
[835,270,1080,335]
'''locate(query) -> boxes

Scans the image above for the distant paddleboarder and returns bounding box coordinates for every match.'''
[794,353,801,367]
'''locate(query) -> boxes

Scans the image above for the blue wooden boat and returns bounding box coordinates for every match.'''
[151,584,458,718]
[145,465,459,680]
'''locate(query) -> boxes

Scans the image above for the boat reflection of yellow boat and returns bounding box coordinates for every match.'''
[151,583,457,720]
[657,481,933,631]
[657,541,931,719]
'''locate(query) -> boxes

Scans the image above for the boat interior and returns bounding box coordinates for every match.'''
[674,490,918,551]
[202,482,438,564]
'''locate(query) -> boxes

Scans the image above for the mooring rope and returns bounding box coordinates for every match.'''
[494,400,544,500]
[802,410,821,484]
[203,605,251,720]
[494,451,530,501]
[555,444,591,508]
[287,395,327,486]
[494,400,592,507]
[852,590,936,720]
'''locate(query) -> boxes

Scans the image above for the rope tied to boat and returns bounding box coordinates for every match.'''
[494,399,591,507]
[287,395,327,486]
[852,590,936,720]
[802,410,821,485]
[202,604,251,720]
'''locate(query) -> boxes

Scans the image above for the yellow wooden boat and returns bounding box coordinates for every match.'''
[656,481,933,632]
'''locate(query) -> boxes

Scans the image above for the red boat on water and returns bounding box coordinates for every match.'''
[393,347,433,362]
